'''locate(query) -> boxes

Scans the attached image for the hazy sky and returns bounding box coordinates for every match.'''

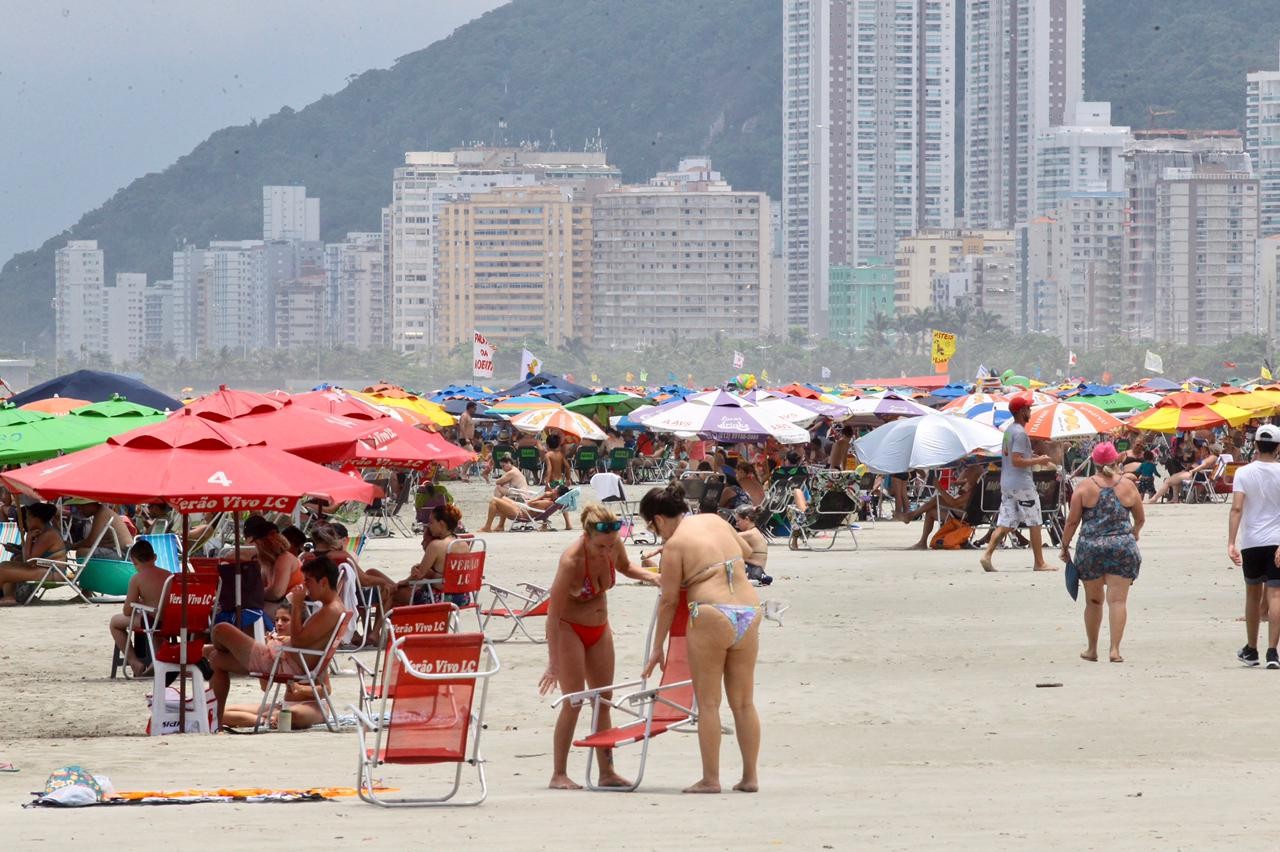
[0,0,509,264]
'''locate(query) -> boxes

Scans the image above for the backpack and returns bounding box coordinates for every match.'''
[931,516,974,550]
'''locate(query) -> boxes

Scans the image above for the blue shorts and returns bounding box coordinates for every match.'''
[214,608,274,633]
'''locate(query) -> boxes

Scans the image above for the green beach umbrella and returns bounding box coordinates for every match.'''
[565,392,654,424]
[67,395,168,439]
[0,404,110,464]
[1075,391,1151,414]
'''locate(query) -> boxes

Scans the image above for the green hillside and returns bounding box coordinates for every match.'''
[1,0,1274,351]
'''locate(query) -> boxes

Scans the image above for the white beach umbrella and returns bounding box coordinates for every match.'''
[852,411,1003,474]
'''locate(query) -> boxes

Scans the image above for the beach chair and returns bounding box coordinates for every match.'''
[552,591,703,792]
[24,523,126,604]
[1033,470,1065,545]
[137,533,184,572]
[251,610,354,733]
[137,574,219,735]
[479,582,550,643]
[516,445,543,482]
[366,475,415,538]
[786,471,861,552]
[508,488,579,532]
[606,447,635,483]
[573,445,601,483]
[352,602,458,719]
[588,472,653,544]
[406,542,487,631]
[1184,454,1230,504]
[349,632,501,807]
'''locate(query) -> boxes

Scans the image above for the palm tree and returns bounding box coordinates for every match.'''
[864,312,894,350]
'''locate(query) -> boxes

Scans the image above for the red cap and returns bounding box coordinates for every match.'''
[1008,394,1032,413]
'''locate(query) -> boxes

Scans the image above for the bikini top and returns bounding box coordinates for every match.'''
[571,540,615,601]
[683,557,738,593]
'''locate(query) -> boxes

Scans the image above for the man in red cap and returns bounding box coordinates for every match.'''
[980,394,1056,572]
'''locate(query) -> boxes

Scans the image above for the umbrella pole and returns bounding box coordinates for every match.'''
[234,515,242,630]
[179,512,189,734]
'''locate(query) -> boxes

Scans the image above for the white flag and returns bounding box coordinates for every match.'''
[1144,350,1163,374]
[821,366,831,380]
[733,351,744,370]
[1068,351,1078,367]
[520,348,541,379]
[472,331,495,379]
[976,364,990,379]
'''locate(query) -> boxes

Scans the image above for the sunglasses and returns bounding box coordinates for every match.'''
[591,520,623,533]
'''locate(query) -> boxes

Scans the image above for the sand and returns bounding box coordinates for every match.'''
[0,484,1267,849]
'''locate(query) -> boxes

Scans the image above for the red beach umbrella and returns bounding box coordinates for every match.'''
[339,423,475,471]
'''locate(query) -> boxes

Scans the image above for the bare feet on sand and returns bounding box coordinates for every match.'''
[548,774,582,790]
[733,780,759,793]
[683,779,722,794]
[980,555,997,572]
[1033,564,1058,572]
[596,772,634,788]
[907,542,927,550]
[1080,650,1097,662]
[478,526,493,532]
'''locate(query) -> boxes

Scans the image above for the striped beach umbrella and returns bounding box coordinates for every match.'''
[1024,401,1124,439]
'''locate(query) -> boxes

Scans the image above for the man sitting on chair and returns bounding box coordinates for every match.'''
[107,540,168,676]
[493,457,530,499]
[205,556,345,729]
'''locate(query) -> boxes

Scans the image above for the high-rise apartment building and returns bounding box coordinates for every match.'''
[262,186,320,242]
[1123,131,1248,338]
[102,273,147,364]
[828,258,894,341]
[274,276,327,349]
[894,229,1013,313]
[54,240,105,357]
[1154,160,1260,346]
[1246,44,1280,236]
[1051,193,1124,351]
[206,240,267,353]
[965,0,1084,228]
[330,232,388,350]
[436,185,587,349]
[386,148,619,353]
[783,0,956,335]
[591,158,771,348]
[1034,102,1130,216]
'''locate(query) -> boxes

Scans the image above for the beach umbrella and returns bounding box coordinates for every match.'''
[0,404,109,464]
[941,392,1007,415]
[7,369,181,411]
[20,396,91,415]
[852,412,1004,474]
[565,392,653,423]
[510,407,608,440]
[1024,401,1124,439]
[956,400,1012,429]
[429,384,496,403]
[1155,391,1220,408]
[280,389,393,421]
[350,391,454,428]
[774,383,823,400]
[338,423,475,471]
[635,390,809,444]
[1069,391,1150,414]
[841,393,935,423]
[484,395,563,417]
[1128,401,1254,433]
[498,373,593,404]
[184,385,284,419]
[1230,389,1280,415]
[741,389,849,424]
[66,396,167,439]
[929,383,972,400]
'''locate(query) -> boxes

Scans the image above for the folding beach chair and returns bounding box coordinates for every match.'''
[589,472,653,544]
[516,445,543,482]
[1033,470,1065,545]
[573,445,601,483]
[1184,454,1231,504]
[607,447,635,483]
[25,522,125,604]
[366,475,415,538]
[552,591,705,792]
[136,533,184,572]
[786,471,861,552]
[251,610,353,733]
[137,574,219,735]
[508,488,580,532]
[406,541,487,631]
[479,582,550,643]
[352,602,458,719]
[349,632,501,807]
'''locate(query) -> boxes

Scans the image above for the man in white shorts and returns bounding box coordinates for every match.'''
[980,394,1056,572]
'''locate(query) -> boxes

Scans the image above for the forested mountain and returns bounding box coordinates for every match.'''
[2,0,1273,350]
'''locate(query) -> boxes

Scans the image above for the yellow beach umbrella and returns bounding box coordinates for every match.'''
[350,391,454,428]
[1128,401,1255,433]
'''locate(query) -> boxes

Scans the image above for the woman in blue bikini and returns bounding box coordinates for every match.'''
[640,483,763,794]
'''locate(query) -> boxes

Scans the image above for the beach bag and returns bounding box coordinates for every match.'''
[931,517,974,550]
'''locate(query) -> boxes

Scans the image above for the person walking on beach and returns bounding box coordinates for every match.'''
[1059,442,1143,662]
[1227,424,1280,667]
[538,505,657,789]
[980,394,1056,572]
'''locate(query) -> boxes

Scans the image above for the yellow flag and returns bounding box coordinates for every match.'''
[761,368,769,382]
[626,372,634,382]
[591,373,599,384]
[931,330,957,364]
[1264,365,1274,381]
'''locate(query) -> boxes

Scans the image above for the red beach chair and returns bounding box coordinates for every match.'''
[352,603,458,718]
[408,542,487,631]
[350,632,501,807]
[552,591,705,791]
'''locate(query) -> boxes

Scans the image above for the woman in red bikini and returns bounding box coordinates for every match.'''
[538,504,658,789]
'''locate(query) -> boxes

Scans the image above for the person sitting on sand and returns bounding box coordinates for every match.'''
[218,605,329,730]
[539,504,658,789]
[0,502,68,605]
[733,506,772,586]
[901,464,984,550]
[479,485,573,533]
[107,540,168,676]
[640,483,763,794]
[493,457,530,499]
[205,556,345,729]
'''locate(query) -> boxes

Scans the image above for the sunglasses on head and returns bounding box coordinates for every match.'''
[592,520,623,533]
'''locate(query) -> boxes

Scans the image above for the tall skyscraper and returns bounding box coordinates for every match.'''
[262,186,320,242]
[1247,43,1280,236]
[1033,102,1130,217]
[783,0,956,336]
[54,240,104,357]
[964,0,1084,228]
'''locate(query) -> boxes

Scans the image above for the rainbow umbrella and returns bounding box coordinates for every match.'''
[510,407,607,440]
[1128,401,1254,433]
[1024,401,1124,439]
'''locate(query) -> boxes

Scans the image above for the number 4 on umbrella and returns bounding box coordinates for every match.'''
[207,471,232,487]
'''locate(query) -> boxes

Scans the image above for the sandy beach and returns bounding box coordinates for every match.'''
[0,483,1267,849]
